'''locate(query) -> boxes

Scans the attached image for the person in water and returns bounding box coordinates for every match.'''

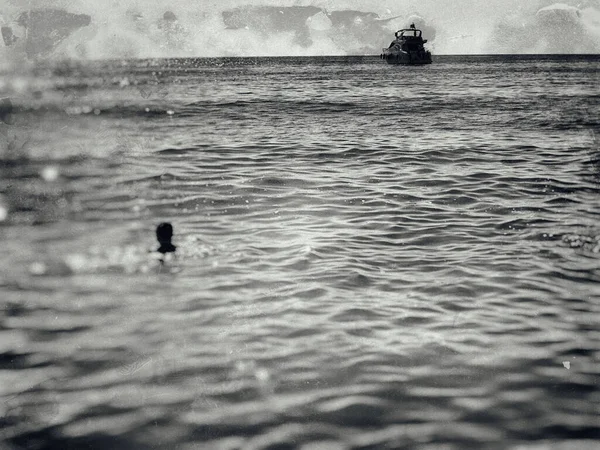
[156,222,177,254]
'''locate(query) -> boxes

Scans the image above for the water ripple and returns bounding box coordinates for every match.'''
[1,55,599,449]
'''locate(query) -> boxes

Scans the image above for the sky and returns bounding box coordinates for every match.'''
[1,0,599,57]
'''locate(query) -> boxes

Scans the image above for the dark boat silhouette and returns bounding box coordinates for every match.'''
[380,24,432,65]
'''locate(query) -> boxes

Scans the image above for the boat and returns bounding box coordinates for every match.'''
[380,24,432,65]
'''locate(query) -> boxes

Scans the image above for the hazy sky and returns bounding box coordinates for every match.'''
[2,0,599,57]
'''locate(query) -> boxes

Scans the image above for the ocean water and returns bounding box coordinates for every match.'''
[0,55,599,449]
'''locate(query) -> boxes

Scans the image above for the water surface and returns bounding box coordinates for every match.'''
[1,55,599,449]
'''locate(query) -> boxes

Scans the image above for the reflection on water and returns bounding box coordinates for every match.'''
[1,55,599,449]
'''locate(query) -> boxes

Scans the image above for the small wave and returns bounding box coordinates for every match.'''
[496,218,557,231]
[330,308,385,322]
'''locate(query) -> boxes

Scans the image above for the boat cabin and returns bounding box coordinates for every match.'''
[381,23,432,65]
[393,28,428,50]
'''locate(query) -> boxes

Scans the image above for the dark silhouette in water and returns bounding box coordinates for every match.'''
[0,98,13,124]
[156,222,176,254]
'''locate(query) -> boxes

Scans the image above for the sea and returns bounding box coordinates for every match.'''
[0,55,599,449]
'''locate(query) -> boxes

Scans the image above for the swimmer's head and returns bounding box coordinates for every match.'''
[157,222,173,243]
[156,222,176,254]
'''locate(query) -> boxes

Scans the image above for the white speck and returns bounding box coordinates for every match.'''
[166,110,174,115]
[29,262,47,275]
[255,368,270,383]
[65,253,86,272]
[234,360,254,374]
[0,196,8,222]
[41,165,60,182]
[563,361,570,370]
[145,108,150,112]
[119,78,130,87]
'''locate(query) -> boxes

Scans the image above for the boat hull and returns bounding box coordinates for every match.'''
[381,50,432,65]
